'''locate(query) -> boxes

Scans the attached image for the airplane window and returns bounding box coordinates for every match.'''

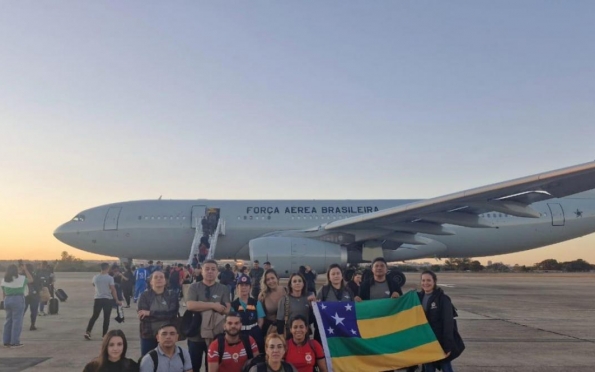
[250,216,253,220]
[244,216,247,220]
[151,216,155,220]
[72,215,85,222]
[144,217,148,220]
[267,216,271,220]
[183,217,186,220]
[238,216,241,220]
[157,216,161,220]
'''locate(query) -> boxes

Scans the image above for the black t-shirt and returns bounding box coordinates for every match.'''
[82,358,139,372]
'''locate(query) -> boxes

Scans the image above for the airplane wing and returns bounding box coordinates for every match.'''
[323,160,595,235]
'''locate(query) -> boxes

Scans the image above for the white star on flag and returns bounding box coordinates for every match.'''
[321,304,327,310]
[332,312,345,326]
[327,327,334,334]
[351,329,357,335]
[345,304,353,311]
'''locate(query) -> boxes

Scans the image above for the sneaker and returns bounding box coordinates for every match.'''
[3,344,10,348]
[30,325,37,331]
[39,311,46,316]
[84,332,91,340]
[11,344,24,348]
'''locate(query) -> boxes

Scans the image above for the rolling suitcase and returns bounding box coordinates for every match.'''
[55,288,68,302]
[49,298,59,315]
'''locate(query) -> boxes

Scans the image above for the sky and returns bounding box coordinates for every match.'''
[1,1,594,266]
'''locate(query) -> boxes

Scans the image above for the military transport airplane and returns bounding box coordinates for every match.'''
[54,161,595,278]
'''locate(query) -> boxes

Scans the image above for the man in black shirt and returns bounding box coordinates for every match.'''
[248,261,264,299]
[355,257,402,301]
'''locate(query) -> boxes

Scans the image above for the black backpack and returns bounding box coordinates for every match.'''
[169,269,180,286]
[447,304,466,362]
[256,361,294,372]
[145,346,186,372]
[216,333,263,372]
[219,270,234,285]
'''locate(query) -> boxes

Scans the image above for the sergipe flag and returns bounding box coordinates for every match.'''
[313,291,445,372]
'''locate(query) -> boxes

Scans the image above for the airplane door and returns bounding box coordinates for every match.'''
[547,203,565,226]
[191,205,207,228]
[104,207,121,231]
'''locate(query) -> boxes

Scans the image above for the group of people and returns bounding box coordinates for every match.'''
[1,261,55,348]
[2,257,459,372]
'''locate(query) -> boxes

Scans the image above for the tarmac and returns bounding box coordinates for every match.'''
[0,272,594,372]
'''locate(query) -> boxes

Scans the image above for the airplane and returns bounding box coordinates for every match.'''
[54,161,595,284]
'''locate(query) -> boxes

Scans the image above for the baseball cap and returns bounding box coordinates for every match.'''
[237,274,252,286]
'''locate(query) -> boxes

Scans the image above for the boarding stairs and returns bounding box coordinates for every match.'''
[187,217,225,265]
[206,218,224,260]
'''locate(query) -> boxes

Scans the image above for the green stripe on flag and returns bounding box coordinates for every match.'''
[355,290,419,320]
[327,323,438,358]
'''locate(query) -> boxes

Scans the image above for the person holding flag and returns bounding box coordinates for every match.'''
[313,257,445,371]
[418,270,463,372]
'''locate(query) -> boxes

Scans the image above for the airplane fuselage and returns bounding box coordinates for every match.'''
[54,195,595,262]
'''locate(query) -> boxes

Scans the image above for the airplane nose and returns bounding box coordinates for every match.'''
[53,223,72,244]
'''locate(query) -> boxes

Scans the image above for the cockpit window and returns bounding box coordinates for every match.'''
[72,215,85,222]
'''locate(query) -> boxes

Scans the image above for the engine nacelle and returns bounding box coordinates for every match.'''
[249,237,347,277]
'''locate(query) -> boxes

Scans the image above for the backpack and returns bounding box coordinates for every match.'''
[217,333,254,363]
[37,270,51,289]
[169,269,180,287]
[219,270,234,285]
[256,361,294,372]
[216,333,261,372]
[145,346,185,372]
[447,303,465,362]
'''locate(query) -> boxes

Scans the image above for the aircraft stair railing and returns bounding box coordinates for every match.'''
[206,218,223,260]
[188,217,203,265]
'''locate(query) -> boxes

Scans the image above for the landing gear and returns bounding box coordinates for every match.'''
[388,268,407,287]
[361,267,407,287]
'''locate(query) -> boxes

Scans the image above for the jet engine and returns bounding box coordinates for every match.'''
[249,237,347,276]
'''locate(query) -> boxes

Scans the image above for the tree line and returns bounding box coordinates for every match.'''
[433,257,594,273]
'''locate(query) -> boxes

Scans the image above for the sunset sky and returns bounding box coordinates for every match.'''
[1,2,594,266]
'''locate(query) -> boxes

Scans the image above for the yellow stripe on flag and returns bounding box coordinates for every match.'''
[357,304,428,339]
[331,340,445,372]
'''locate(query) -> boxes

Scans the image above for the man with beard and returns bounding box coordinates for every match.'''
[207,311,258,372]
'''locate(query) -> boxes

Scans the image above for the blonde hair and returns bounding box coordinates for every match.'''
[264,333,287,361]
[259,268,280,301]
